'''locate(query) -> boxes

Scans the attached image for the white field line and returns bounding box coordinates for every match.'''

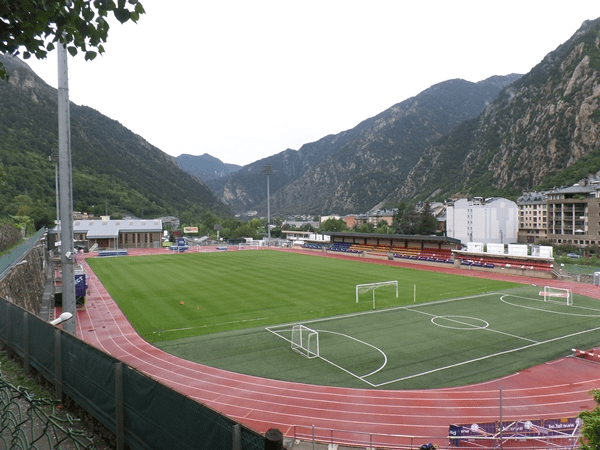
[267,291,600,388]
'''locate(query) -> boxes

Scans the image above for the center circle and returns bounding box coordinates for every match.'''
[431,315,489,330]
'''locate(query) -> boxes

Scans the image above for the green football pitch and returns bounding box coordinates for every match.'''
[87,250,600,389]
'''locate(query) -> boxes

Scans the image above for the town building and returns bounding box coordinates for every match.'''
[446,197,518,245]
[57,216,163,250]
[516,192,548,244]
[546,183,600,247]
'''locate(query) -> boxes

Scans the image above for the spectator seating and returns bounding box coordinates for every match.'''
[455,255,554,272]
[302,242,325,250]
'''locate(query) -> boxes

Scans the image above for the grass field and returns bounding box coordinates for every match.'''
[87,250,600,389]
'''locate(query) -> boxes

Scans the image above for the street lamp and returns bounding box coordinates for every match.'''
[263,165,273,245]
[50,311,73,326]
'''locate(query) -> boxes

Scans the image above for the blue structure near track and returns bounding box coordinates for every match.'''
[169,237,189,252]
[98,249,128,257]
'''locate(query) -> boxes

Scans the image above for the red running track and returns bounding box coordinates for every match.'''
[72,248,600,447]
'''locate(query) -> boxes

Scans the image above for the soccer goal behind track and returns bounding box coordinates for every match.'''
[238,241,260,250]
[541,286,572,305]
[291,324,319,358]
[356,280,398,309]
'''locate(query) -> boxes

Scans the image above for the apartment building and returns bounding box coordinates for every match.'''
[446,197,518,244]
[516,192,548,244]
[546,183,600,247]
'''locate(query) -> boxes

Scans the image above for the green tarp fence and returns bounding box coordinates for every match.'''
[0,298,265,450]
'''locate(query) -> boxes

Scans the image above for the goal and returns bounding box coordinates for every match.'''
[356,280,398,309]
[291,324,319,359]
[238,241,260,250]
[542,286,572,305]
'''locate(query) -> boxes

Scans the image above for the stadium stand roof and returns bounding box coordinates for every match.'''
[72,218,163,238]
[324,232,461,245]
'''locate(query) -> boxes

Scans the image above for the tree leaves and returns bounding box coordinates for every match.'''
[0,0,145,80]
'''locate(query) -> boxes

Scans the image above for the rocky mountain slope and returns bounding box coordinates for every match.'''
[207,75,520,215]
[0,55,231,223]
[398,18,600,202]
[175,153,240,182]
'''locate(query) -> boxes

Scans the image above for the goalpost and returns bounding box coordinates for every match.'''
[356,280,398,309]
[542,286,573,305]
[291,324,319,358]
[238,241,260,250]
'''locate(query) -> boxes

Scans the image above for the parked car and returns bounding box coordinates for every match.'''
[566,252,581,258]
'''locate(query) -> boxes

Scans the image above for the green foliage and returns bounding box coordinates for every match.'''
[355,223,374,233]
[579,390,600,450]
[0,0,145,79]
[394,202,419,234]
[0,55,231,227]
[319,218,348,233]
[537,146,600,190]
[416,202,438,235]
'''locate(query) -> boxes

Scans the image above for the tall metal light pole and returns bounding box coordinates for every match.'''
[57,43,76,335]
[263,165,273,245]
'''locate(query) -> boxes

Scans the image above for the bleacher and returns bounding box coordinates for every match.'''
[328,242,361,253]
[393,246,454,264]
[302,242,325,250]
[98,249,128,257]
[327,242,455,264]
[456,254,554,272]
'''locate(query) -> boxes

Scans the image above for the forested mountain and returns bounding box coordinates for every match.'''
[0,55,231,227]
[4,16,600,226]
[175,153,240,182]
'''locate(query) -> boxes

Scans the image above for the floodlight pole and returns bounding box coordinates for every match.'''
[58,43,76,335]
[263,165,273,246]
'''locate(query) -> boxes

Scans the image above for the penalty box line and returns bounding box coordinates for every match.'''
[371,324,600,388]
[265,326,383,387]
[265,292,508,387]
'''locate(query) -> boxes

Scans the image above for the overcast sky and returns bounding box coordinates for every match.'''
[24,1,600,166]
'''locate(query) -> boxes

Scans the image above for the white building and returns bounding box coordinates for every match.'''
[446,198,518,245]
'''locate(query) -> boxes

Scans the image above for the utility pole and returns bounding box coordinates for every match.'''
[58,43,76,335]
[263,165,273,245]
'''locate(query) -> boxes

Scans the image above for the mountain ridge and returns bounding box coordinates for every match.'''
[0,54,231,224]
[205,74,521,215]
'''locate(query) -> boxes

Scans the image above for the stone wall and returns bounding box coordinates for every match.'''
[0,224,22,251]
[0,240,48,315]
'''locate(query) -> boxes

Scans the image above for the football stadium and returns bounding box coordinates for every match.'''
[73,244,600,449]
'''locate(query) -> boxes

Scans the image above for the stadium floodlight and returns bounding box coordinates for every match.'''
[263,165,273,245]
[50,312,73,326]
[356,281,398,309]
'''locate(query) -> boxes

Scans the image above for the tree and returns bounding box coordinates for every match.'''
[416,202,438,235]
[356,223,374,233]
[395,203,419,235]
[320,218,348,233]
[579,389,600,450]
[375,220,389,234]
[0,0,145,79]
[0,162,6,190]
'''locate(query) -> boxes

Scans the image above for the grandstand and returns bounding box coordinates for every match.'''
[303,232,558,277]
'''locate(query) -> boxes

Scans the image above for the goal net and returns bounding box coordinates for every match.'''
[291,324,319,358]
[238,241,260,250]
[541,286,572,305]
[356,280,398,309]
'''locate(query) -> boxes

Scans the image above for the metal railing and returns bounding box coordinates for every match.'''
[291,424,582,450]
